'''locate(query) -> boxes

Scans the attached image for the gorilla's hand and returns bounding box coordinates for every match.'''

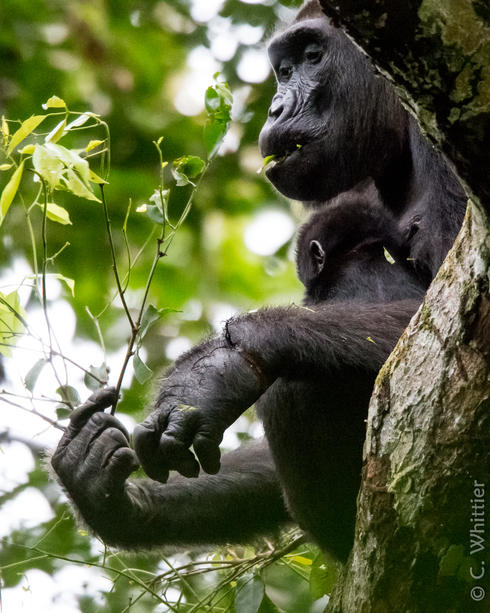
[51,388,139,538]
[133,338,269,482]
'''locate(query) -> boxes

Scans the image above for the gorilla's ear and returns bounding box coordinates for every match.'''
[309,240,326,276]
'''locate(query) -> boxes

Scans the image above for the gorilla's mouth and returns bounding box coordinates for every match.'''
[260,145,303,173]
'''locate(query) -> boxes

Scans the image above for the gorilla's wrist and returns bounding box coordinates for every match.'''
[224,318,274,387]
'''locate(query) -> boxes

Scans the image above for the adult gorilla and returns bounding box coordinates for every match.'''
[51,1,466,560]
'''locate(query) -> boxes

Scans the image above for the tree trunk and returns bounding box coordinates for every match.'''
[317,1,490,610]
[319,0,490,209]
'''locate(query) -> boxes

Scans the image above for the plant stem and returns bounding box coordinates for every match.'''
[100,184,135,331]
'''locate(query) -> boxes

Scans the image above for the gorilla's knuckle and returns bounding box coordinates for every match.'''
[89,411,107,426]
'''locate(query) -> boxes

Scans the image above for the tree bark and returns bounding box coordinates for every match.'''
[319,0,490,209]
[317,1,490,610]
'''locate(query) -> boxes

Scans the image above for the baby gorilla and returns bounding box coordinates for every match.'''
[296,186,425,304]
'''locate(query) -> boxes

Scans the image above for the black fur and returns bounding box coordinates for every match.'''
[51,2,464,561]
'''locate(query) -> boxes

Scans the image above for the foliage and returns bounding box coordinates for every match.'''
[0,1,341,612]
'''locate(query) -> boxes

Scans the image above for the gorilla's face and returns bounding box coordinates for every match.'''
[259,16,407,203]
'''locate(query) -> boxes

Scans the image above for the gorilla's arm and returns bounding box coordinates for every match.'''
[134,300,419,480]
[52,390,289,548]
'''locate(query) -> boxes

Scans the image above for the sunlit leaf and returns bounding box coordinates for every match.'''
[256,154,277,175]
[62,168,100,201]
[42,95,66,109]
[383,247,395,264]
[291,555,313,566]
[89,169,108,184]
[133,353,153,384]
[1,115,9,147]
[7,115,46,155]
[85,139,104,153]
[44,201,72,225]
[0,161,24,224]
[19,144,35,155]
[25,358,48,393]
[0,291,26,356]
[32,144,64,189]
[0,164,12,171]
[65,113,91,131]
[45,118,67,143]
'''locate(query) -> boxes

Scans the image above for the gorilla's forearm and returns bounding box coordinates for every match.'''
[61,436,290,549]
[225,300,420,379]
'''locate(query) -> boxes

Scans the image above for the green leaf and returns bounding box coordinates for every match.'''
[133,353,153,384]
[0,290,26,356]
[45,118,67,144]
[257,595,283,613]
[88,169,108,184]
[0,161,24,224]
[136,202,164,224]
[44,201,72,225]
[256,155,278,175]
[51,273,75,296]
[309,552,340,599]
[65,113,91,131]
[7,115,46,155]
[42,95,67,109]
[0,164,12,171]
[1,115,9,147]
[139,304,162,342]
[24,358,48,393]
[84,363,108,391]
[291,555,313,566]
[19,144,35,155]
[204,118,227,159]
[85,139,104,153]
[235,574,265,613]
[203,76,232,159]
[32,144,64,189]
[383,247,395,264]
[56,384,81,407]
[172,155,205,186]
[56,407,72,420]
[62,168,100,201]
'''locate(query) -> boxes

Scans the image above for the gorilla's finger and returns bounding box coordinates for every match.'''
[91,426,131,468]
[54,388,118,458]
[70,387,118,427]
[193,434,221,475]
[133,423,170,483]
[107,447,140,480]
[158,434,200,478]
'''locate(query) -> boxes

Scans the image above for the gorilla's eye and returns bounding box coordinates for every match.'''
[304,44,323,64]
[278,61,292,80]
